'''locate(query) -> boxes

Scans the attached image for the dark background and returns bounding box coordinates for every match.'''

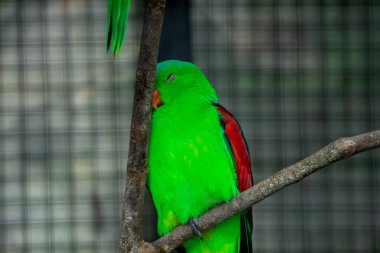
[0,0,379,252]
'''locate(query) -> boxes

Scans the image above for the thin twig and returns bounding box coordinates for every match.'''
[150,130,380,252]
[118,1,166,252]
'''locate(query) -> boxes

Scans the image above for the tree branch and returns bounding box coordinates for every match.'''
[116,1,380,252]
[118,1,166,252]
[151,130,380,252]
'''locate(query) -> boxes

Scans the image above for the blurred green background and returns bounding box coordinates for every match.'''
[0,0,379,252]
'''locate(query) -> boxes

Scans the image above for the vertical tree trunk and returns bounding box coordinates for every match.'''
[118,1,167,252]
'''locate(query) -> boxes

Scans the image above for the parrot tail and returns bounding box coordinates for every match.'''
[106,0,131,56]
[240,209,253,253]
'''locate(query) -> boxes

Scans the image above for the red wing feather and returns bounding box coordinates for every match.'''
[215,104,253,192]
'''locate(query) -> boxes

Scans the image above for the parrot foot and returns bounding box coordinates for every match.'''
[189,218,203,240]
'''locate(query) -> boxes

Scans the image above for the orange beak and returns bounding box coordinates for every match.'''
[152,89,163,109]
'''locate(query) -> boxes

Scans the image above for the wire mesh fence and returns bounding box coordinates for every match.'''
[0,0,379,253]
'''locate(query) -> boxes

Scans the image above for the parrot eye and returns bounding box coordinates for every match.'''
[166,73,176,82]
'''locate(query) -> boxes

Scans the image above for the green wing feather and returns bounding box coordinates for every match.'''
[106,0,131,56]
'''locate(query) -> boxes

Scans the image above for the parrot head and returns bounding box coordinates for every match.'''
[152,60,217,110]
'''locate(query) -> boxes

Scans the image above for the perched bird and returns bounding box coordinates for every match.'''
[148,60,253,253]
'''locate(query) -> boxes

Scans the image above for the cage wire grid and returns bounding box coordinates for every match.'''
[0,0,380,253]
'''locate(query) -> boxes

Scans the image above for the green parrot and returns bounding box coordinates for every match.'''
[106,0,131,56]
[148,60,253,253]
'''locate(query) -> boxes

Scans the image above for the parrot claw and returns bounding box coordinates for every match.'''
[189,218,203,240]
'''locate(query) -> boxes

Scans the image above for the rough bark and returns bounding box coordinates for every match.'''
[118,1,166,252]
